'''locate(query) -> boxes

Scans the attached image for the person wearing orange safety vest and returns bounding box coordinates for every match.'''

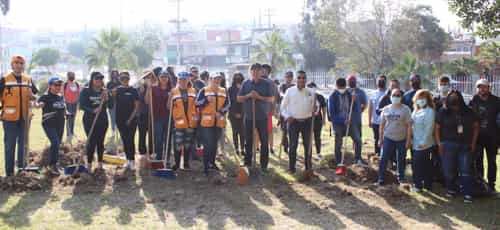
[195,72,230,176]
[167,71,199,171]
[0,56,39,176]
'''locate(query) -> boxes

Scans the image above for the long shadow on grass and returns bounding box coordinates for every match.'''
[0,179,53,227]
[61,173,106,225]
[141,157,276,229]
[106,170,146,225]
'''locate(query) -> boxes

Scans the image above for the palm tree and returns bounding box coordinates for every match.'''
[389,53,432,88]
[85,28,131,75]
[444,57,480,77]
[252,30,294,78]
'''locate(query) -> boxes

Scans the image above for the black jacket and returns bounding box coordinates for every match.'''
[468,93,500,136]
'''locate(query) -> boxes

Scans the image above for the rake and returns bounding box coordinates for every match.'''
[152,96,176,179]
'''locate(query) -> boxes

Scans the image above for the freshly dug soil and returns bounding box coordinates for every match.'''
[0,171,49,192]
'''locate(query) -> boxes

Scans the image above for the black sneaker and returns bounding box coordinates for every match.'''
[171,165,179,171]
[261,168,270,175]
[464,195,473,203]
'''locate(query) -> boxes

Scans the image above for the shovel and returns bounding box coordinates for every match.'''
[21,96,40,174]
[301,89,317,181]
[65,94,105,175]
[225,131,248,185]
[152,97,176,179]
[336,91,355,176]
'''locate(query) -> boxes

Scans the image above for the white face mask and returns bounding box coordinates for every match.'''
[337,89,346,94]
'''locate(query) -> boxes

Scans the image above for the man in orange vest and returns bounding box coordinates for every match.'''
[0,56,38,176]
[167,72,199,171]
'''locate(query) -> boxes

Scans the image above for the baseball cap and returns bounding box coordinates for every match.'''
[48,77,63,85]
[178,71,190,79]
[347,75,356,81]
[210,72,223,79]
[190,66,199,72]
[475,79,490,88]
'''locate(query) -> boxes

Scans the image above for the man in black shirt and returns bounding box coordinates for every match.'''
[307,82,327,159]
[469,79,500,191]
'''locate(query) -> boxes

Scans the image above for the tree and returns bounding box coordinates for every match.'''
[444,57,480,76]
[391,5,449,64]
[131,45,153,68]
[252,30,294,77]
[479,41,500,74]
[296,11,336,71]
[85,28,130,74]
[449,0,500,39]
[67,42,86,59]
[389,53,433,88]
[32,48,60,71]
[315,0,395,73]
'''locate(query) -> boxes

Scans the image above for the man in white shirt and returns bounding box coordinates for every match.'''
[280,70,316,173]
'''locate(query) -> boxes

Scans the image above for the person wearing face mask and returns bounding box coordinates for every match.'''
[434,76,451,110]
[328,78,366,168]
[63,71,80,143]
[376,79,402,115]
[435,90,479,203]
[468,79,500,192]
[368,75,387,156]
[377,88,412,185]
[402,74,421,112]
[345,75,368,166]
[106,70,120,141]
[430,75,451,185]
[228,72,245,155]
[408,90,435,192]
[278,71,295,155]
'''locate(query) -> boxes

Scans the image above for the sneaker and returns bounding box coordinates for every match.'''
[355,160,368,167]
[49,166,61,176]
[446,190,456,198]
[123,161,131,169]
[171,165,179,171]
[129,161,136,171]
[270,149,275,156]
[317,153,323,159]
[288,168,296,174]
[210,164,220,171]
[464,195,473,203]
[261,168,270,175]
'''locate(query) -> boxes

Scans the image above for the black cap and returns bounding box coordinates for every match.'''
[90,71,104,80]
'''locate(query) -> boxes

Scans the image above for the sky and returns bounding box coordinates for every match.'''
[1,0,462,32]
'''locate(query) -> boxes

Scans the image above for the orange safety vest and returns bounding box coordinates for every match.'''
[200,86,227,128]
[0,73,33,121]
[171,87,198,129]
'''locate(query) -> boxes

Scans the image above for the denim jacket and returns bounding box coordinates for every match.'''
[411,107,435,150]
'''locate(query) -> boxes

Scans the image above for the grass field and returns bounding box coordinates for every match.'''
[0,109,498,229]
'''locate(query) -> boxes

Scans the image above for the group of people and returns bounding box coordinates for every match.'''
[1,56,499,203]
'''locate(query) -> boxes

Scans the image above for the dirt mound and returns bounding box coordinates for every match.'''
[56,168,111,187]
[343,165,397,184]
[0,171,49,192]
[28,141,87,168]
[373,184,410,199]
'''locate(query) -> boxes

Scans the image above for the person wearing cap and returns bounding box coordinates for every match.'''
[281,70,316,173]
[150,71,173,165]
[79,72,109,173]
[468,78,500,191]
[346,75,368,167]
[307,82,327,159]
[35,77,65,175]
[402,74,421,112]
[0,55,39,176]
[190,66,205,92]
[237,63,274,172]
[168,71,199,171]
[113,72,140,171]
[106,70,120,141]
[62,71,80,143]
[196,72,230,175]
[278,71,295,154]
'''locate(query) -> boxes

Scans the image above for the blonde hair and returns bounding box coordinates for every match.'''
[412,89,435,110]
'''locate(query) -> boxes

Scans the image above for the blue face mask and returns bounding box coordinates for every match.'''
[439,86,450,94]
[391,96,401,104]
[416,99,427,107]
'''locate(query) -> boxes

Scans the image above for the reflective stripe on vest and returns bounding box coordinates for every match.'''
[1,73,33,121]
[171,87,198,129]
[200,87,227,128]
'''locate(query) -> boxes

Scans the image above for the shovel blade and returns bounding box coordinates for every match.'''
[335,166,346,175]
[237,166,249,186]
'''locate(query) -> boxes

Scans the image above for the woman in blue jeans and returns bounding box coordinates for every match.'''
[196,73,229,175]
[150,72,172,163]
[377,88,412,185]
[36,77,66,175]
[435,90,479,203]
[409,89,435,191]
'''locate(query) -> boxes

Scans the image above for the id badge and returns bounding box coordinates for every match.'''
[457,125,463,134]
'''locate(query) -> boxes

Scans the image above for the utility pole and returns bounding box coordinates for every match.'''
[169,0,185,66]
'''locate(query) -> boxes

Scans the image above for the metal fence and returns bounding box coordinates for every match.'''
[308,71,500,97]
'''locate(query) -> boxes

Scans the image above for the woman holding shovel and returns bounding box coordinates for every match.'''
[36,77,65,175]
[113,72,140,171]
[79,72,109,173]
[196,72,230,175]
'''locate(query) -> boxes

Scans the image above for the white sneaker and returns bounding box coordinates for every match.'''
[130,160,136,171]
[317,153,323,159]
[355,160,369,167]
[123,161,131,169]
